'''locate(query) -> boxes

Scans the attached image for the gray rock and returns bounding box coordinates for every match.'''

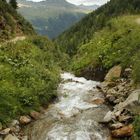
[114,97,124,104]
[110,122,124,130]
[125,68,132,72]
[107,88,117,95]
[119,115,133,123]
[0,123,2,131]
[30,111,40,120]
[106,94,116,103]
[117,85,125,92]
[0,128,10,135]
[103,111,114,123]
[114,89,140,114]
[4,134,19,140]
[105,65,122,82]
[10,125,21,133]
[10,120,19,127]
[114,110,123,118]
[22,136,28,140]
[19,116,31,125]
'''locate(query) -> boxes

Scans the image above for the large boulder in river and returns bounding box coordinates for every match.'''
[111,125,133,138]
[105,65,122,82]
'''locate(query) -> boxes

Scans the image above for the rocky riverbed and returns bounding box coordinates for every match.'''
[98,65,140,139]
[25,73,110,140]
[0,66,139,140]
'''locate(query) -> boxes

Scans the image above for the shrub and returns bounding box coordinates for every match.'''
[70,15,140,83]
[0,36,60,123]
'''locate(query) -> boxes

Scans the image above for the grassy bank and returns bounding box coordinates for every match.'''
[0,36,60,124]
[70,15,140,84]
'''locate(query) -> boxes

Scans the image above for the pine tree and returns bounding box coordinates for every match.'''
[9,0,18,9]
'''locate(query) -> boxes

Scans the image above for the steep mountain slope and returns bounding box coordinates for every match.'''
[18,0,94,38]
[0,0,61,124]
[55,0,140,56]
[71,15,140,81]
[0,0,35,42]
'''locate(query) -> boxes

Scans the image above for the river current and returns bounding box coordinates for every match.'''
[26,73,110,140]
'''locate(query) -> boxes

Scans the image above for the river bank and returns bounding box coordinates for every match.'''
[0,67,139,140]
[25,72,110,140]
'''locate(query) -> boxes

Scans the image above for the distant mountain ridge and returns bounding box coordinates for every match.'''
[55,0,140,56]
[18,0,98,38]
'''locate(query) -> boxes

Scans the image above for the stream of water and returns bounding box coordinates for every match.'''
[26,73,110,140]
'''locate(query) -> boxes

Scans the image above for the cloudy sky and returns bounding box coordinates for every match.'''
[30,0,109,5]
[66,0,109,5]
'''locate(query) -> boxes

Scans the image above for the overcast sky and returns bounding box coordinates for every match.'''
[29,0,109,5]
[66,0,109,5]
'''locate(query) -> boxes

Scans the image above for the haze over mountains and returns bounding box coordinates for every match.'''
[18,0,99,38]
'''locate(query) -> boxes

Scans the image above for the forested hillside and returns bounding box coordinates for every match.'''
[56,0,140,56]
[18,0,94,38]
[71,15,140,82]
[0,0,35,42]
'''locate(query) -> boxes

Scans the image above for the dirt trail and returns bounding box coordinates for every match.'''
[0,36,26,47]
[7,36,26,43]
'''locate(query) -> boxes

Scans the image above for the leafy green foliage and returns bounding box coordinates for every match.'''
[9,0,18,9]
[70,15,140,84]
[133,116,140,140]
[132,53,140,84]
[0,36,60,123]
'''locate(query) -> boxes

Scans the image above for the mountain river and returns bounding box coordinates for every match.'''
[26,72,110,140]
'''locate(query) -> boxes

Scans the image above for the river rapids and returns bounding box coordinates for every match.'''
[26,73,110,140]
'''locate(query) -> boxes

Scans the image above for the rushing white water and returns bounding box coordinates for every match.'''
[55,73,100,118]
[27,73,110,140]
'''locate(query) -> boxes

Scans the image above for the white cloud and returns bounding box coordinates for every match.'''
[27,0,45,2]
[27,0,109,5]
[66,0,109,5]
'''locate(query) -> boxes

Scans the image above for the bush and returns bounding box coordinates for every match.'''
[132,52,140,85]
[0,36,60,123]
[70,15,140,83]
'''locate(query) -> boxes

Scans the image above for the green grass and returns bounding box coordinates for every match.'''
[0,36,60,124]
[70,15,140,84]
[133,116,140,140]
